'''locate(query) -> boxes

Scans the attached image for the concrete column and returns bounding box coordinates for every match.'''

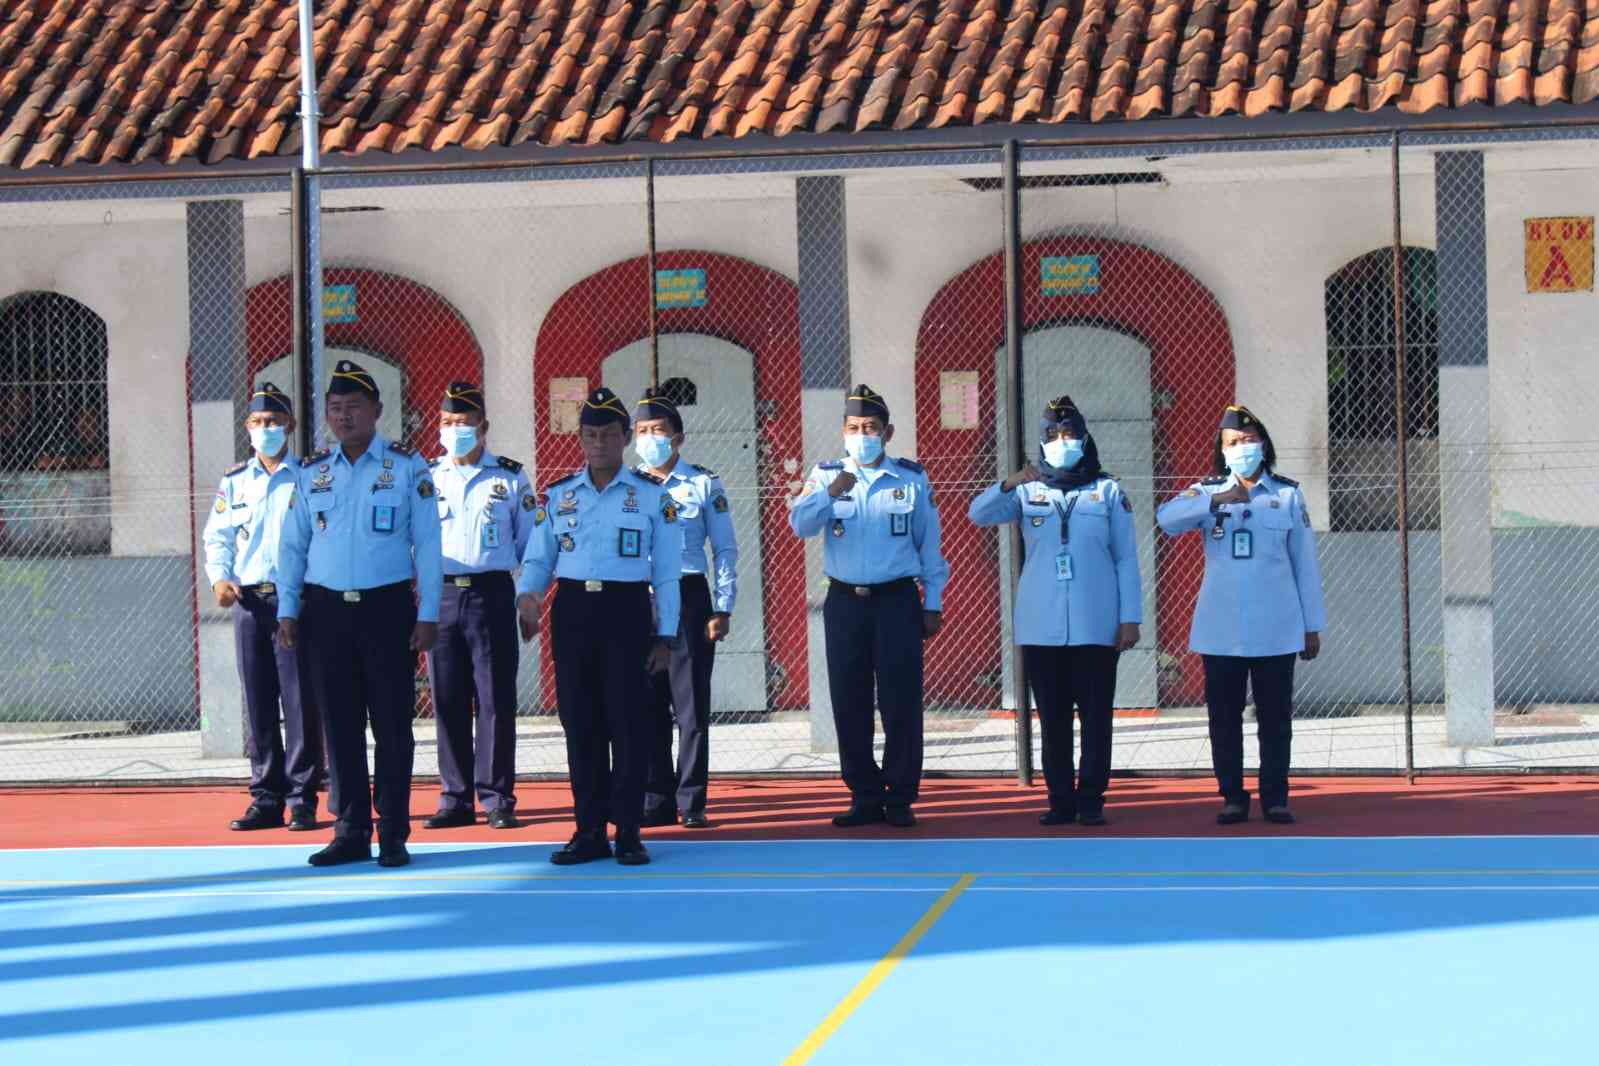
[1434,153,1495,746]
[187,200,249,759]
[796,176,851,752]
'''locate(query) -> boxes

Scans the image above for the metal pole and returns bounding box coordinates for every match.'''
[297,0,325,447]
[1002,140,1032,786]
[646,157,660,388]
[1391,131,1417,784]
[290,170,310,456]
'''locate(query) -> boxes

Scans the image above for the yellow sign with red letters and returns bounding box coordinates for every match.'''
[1524,217,1594,293]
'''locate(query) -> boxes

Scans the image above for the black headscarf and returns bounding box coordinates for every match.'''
[1036,395,1108,490]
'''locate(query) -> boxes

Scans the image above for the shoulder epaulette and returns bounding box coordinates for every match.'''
[819,460,844,471]
[895,458,925,474]
[1200,475,1229,486]
[695,465,718,479]
[222,460,249,477]
[545,471,579,492]
[302,449,331,466]
[388,441,416,457]
[634,469,666,486]
[496,456,524,474]
[1273,474,1300,487]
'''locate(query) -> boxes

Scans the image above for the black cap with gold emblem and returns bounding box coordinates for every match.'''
[441,381,484,414]
[635,386,682,432]
[247,382,293,416]
[328,359,379,399]
[579,386,629,429]
[844,384,889,421]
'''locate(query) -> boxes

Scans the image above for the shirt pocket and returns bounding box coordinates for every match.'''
[307,492,338,533]
[1257,507,1294,551]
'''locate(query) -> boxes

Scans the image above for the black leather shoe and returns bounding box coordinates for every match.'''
[377,841,411,867]
[884,805,917,828]
[1263,806,1296,825]
[615,831,651,866]
[1217,802,1250,825]
[424,809,475,830]
[287,806,317,832]
[681,812,709,829]
[1038,809,1075,826]
[230,805,284,831]
[831,804,886,828]
[487,807,520,830]
[550,831,612,866]
[307,837,372,867]
[1077,811,1108,827]
[639,808,678,828]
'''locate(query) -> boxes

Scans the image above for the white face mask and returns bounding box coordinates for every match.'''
[844,432,883,465]
[249,424,287,457]
[1223,441,1265,478]
[1042,438,1084,470]
[635,433,674,468]
[439,425,478,458]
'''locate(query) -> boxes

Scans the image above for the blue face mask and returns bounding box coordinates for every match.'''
[1223,441,1265,479]
[844,432,884,465]
[249,424,286,458]
[1042,437,1084,470]
[635,433,674,468]
[439,425,478,458]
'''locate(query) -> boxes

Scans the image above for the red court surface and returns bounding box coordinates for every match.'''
[2,775,1594,849]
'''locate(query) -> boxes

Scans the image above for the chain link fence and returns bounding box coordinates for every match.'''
[2,128,1597,785]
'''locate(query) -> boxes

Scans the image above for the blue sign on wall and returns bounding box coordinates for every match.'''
[1040,255,1101,296]
[656,269,708,308]
[324,284,358,323]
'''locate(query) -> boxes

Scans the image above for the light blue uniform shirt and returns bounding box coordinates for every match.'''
[968,475,1142,646]
[201,453,299,587]
[1156,470,1327,657]
[275,436,444,623]
[640,459,739,614]
[516,466,684,637]
[432,451,535,575]
[788,456,950,611]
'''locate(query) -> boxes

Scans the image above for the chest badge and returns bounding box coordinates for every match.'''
[831,518,845,538]
[893,487,905,501]
[491,481,509,500]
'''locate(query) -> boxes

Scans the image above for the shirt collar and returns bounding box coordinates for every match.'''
[254,453,297,479]
[442,450,495,481]
[334,435,386,467]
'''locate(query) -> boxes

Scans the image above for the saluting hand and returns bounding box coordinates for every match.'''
[213,580,242,608]
[516,594,541,642]
[827,470,858,498]
[410,621,437,654]
[1211,482,1251,507]
[646,639,672,674]
[1300,632,1321,661]
[1003,464,1043,491]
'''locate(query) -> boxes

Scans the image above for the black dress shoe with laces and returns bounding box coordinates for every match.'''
[230,805,284,831]
[1038,809,1076,826]
[639,808,678,828]
[831,804,886,828]
[614,830,651,866]
[1077,811,1108,827]
[377,841,411,867]
[550,830,612,866]
[681,812,709,829]
[487,807,520,830]
[287,806,317,832]
[1263,806,1296,825]
[424,809,475,830]
[1216,802,1250,825]
[307,837,372,867]
[884,805,917,828]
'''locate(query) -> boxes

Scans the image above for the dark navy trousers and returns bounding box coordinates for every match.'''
[1202,653,1297,809]
[232,587,323,810]
[643,574,715,819]
[549,579,652,835]
[300,582,417,844]
[426,572,519,813]
[1023,643,1119,817]
[822,578,924,807]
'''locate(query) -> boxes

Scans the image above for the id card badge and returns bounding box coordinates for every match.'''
[482,523,500,549]
[372,505,396,534]
[1232,529,1253,559]
[1055,551,1074,581]
[890,512,910,537]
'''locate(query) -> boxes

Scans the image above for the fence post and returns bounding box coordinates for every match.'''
[1391,132,1417,782]
[645,157,660,389]
[1002,140,1033,786]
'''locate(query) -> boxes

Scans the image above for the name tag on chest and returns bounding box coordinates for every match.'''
[1232,530,1253,559]
[373,506,396,534]
[890,512,910,537]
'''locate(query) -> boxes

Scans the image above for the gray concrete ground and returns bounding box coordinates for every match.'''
[3,705,1596,784]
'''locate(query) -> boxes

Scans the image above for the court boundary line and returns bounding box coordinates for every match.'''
[782,873,976,1066]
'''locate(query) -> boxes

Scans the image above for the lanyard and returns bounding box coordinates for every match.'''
[1053,494,1079,546]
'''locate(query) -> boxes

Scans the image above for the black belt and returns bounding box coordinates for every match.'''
[241,582,277,595]
[444,571,512,589]
[305,580,410,604]
[826,577,917,599]
[557,578,648,593]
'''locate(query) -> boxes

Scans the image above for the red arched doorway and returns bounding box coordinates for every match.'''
[533,251,806,712]
[914,237,1235,707]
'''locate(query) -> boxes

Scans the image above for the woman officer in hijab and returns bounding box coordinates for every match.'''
[969,396,1142,826]
[1156,404,1326,825]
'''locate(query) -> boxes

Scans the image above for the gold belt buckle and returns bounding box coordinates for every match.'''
[453,576,472,588]
[256,582,275,595]
[853,585,870,598]
[342,590,362,603]
[584,580,603,592]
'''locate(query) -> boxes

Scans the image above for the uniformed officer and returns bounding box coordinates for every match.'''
[968,396,1141,826]
[516,387,683,866]
[276,359,443,868]
[1156,404,1326,825]
[202,383,323,832]
[788,385,949,829]
[424,382,534,831]
[634,386,739,830]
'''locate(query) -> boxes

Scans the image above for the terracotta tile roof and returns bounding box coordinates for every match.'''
[2,0,1597,170]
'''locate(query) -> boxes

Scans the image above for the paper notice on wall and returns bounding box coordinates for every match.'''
[939,370,980,430]
[1525,217,1594,293]
[549,377,588,434]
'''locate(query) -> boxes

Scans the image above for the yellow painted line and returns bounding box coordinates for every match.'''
[782,873,976,1066]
